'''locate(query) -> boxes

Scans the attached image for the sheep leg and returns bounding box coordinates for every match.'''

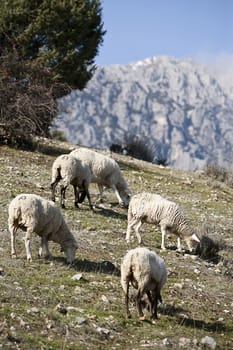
[134,221,143,245]
[112,184,124,206]
[78,191,86,203]
[125,282,131,318]
[160,225,167,250]
[60,185,67,208]
[82,180,93,210]
[50,180,58,202]
[177,237,182,252]
[38,237,52,259]
[126,217,141,243]
[136,289,145,320]
[151,290,159,321]
[86,188,93,210]
[146,291,153,314]
[24,228,33,262]
[73,185,79,208]
[97,184,104,203]
[51,166,62,201]
[9,224,17,258]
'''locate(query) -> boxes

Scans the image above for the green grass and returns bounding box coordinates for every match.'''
[0,140,233,349]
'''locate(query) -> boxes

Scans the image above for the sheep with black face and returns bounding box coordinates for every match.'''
[51,154,93,210]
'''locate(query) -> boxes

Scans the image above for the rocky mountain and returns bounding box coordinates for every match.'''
[55,56,233,170]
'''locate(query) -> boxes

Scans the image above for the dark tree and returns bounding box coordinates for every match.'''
[0,0,105,145]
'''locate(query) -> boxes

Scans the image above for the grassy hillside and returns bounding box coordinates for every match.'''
[0,139,232,349]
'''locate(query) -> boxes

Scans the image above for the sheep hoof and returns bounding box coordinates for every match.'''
[27,257,32,262]
[61,204,66,209]
[11,253,17,259]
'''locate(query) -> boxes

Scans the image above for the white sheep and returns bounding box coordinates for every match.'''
[121,247,167,321]
[50,154,93,210]
[126,192,200,252]
[70,147,131,207]
[8,193,78,263]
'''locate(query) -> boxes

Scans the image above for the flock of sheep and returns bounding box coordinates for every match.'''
[8,147,200,322]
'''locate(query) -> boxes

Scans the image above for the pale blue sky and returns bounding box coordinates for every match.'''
[96,0,233,66]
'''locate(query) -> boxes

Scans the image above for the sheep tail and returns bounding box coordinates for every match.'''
[51,166,62,189]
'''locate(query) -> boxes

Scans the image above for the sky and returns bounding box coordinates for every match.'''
[95,0,233,69]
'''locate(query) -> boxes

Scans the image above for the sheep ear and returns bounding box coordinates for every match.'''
[191,233,200,242]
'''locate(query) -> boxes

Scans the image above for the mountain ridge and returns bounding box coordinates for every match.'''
[55,56,233,170]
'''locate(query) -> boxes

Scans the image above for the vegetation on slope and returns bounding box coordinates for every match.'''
[0,139,232,349]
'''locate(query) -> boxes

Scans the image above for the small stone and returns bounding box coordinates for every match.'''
[201,336,216,349]
[71,273,83,281]
[101,295,109,303]
[173,283,184,289]
[67,306,84,313]
[162,337,172,347]
[223,309,230,314]
[190,254,199,260]
[74,286,82,294]
[179,337,191,347]
[19,318,26,327]
[96,327,110,336]
[27,307,40,314]
[35,183,44,189]
[75,317,86,325]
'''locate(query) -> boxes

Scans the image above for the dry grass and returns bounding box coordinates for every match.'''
[0,139,233,349]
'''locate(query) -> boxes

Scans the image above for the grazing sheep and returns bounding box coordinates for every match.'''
[8,194,78,263]
[70,147,130,207]
[50,154,93,210]
[126,192,200,252]
[121,247,167,321]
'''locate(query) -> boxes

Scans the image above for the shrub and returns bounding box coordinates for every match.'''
[121,133,156,163]
[204,164,233,188]
[50,129,67,142]
[195,223,225,262]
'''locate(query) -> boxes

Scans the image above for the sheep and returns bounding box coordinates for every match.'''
[50,154,93,210]
[8,193,78,263]
[121,247,167,321]
[70,147,131,207]
[126,192,200,252]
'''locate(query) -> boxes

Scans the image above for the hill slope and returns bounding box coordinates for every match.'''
[55,56,233,171]
[0,139,232,349]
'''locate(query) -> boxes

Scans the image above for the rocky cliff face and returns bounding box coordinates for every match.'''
[55,56,233,170]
